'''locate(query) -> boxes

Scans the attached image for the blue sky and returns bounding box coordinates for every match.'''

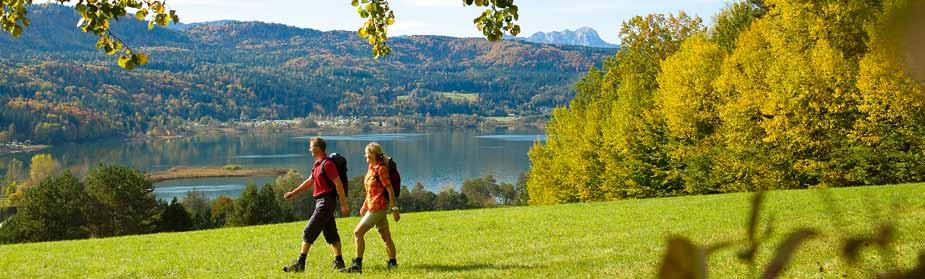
[163,0,731,44]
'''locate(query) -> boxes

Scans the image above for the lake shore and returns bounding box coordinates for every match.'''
[146,166,293,183]
[0,143,50,155]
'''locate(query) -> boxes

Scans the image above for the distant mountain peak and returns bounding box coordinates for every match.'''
[167,20,240,30]
[511,27,618,49]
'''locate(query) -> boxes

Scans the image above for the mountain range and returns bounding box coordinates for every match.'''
[510,27,619,49]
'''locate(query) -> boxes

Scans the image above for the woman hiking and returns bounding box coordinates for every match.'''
[343,142,400,273]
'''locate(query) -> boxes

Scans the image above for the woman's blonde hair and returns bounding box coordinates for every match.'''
[365,142,387,164]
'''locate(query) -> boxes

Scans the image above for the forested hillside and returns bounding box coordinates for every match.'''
[0,4,615,144]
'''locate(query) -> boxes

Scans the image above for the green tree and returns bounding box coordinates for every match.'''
[3,158,23,187]
[347,175,366,216]
[209,196,234,227]
[1,172,89,243]
[84,165,158,237]
[256,183,283,223]
[158,197,192,232]
[228,183,258,227]
[229,183,281,226]
[181,191,212,230]
[400,182,436,212]
[514,172,529,205]
[461,176,499,208]
[494,182,516,205]
[272,170,308,221]
[434,186,468,211]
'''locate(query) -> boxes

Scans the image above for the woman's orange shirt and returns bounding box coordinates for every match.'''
[363,163,392,211]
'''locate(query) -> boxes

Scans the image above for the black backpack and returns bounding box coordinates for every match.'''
[319,153,349,197]
[375,157,402,200]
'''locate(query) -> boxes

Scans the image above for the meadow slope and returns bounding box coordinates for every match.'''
[2,184,924,278]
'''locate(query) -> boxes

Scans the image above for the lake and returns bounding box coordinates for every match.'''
[0,130,545,201]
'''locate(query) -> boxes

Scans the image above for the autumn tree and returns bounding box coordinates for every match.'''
[529,0,925,204]
[26,153,58,188]
[654,34,726,194]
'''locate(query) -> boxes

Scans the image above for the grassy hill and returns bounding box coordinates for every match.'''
[1,184,923,278]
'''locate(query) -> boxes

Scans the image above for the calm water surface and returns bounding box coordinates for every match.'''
[1,130,546,201]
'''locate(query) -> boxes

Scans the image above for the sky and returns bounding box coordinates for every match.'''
[148,0,731,44]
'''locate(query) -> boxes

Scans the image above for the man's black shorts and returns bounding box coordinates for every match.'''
[303,194,340,245]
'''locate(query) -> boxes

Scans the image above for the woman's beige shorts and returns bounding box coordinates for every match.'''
[360,210,389,230]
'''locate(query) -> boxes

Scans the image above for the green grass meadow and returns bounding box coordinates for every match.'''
[437,92,479,102]
[1,184,924,278]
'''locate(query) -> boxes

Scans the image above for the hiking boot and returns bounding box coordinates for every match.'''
[387,260,398,270]
[282,259,305,273]
[341,258,362,273]
[332,258,346,270]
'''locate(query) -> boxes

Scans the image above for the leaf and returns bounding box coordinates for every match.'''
[106,40,122,55]
[905,252,925,278]
[148,20,155,30]
[96,36,109,49]
[11,25,22,37]
[874,223,895,247]
[763,229,818,279]
[135,9,147,21]
[658,237,707,279]
[156,14,168,26]
[154,2,165,14]
[737,244,758,263]
[117,55,135,70]
[747,192,765,242]
[133,53,149,65]
[705,241,736,255]
[842,237,870,265]
[351,0,359,7]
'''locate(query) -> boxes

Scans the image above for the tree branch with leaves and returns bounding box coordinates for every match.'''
[353,0,521,58]
[2,0,520,68]
[2,0,178,69]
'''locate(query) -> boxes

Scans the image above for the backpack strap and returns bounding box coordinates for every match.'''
[373,165,390,191]
[317,158,335,189]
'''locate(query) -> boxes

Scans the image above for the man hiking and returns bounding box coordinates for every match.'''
[282,137,350,273]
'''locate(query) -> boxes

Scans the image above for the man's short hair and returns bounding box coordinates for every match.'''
[310,137,326,152]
